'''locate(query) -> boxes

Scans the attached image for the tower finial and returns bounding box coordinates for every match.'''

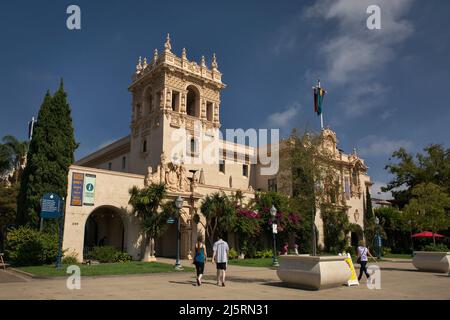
[136,56,143,73]
[143,57,148,69]
[165,33,171,52]
[153,49,158,63]
[201,55,206,67]
[211,53,218,69]
[182,47,187,60]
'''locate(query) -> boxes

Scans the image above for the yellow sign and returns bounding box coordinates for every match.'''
[345,253,359,286]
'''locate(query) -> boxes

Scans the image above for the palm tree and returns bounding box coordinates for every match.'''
[2,135,29,184]
[129,183,170,261]
[200,192,236,251]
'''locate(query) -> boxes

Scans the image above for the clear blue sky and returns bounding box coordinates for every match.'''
[1,0,449,198]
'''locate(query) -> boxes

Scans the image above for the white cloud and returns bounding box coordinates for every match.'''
[357,135,412,157]
[267,104,300,128]
[304,0,415,117]
[370,180,392,200]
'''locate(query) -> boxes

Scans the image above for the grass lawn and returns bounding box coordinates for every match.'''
[228,258,274,268]
[382,253,413,259]
[16,261,194,277]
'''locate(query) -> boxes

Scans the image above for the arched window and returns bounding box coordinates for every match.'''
[186,85,200,117]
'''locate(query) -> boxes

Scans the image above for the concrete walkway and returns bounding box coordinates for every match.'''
[1,259,449,300]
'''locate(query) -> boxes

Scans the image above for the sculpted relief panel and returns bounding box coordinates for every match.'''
[145,152,197,193]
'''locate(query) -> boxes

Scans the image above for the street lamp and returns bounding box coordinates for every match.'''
[374,216,381,259]
[270,205,279,267]
[174,195,183,270]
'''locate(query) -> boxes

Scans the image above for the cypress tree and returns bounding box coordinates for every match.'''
[365,185,374,222]
[17,81,77,227]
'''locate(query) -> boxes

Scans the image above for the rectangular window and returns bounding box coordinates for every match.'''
[242,164,248,177]
[219,159,225,173]
[206,102,213,121]
[171,91,180,111]
[268,178,277,192]
[142,140,147,153]
[122,156,126,170]
[344,177,350,200]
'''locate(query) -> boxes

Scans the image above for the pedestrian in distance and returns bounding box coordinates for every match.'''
[193,235,207,286]
[356,239,376,281]
[212,233,229,287]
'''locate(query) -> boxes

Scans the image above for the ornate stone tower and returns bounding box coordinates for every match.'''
[128,34,226,174]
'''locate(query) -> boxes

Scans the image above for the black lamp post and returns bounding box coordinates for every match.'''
[174,195,183,270]
[270,205,279,267]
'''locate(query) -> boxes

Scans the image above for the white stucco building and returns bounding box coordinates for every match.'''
[62,35,371,262]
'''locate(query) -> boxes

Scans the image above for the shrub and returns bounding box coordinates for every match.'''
[255,249,273,259]
[5,226,58,266]
[62,250,79,265]
[88,246,132,263]
[382,247,392,256]
[228,248,238,260]
[114,251,132,263]
[421,243,449,252]
[89,246,118,263]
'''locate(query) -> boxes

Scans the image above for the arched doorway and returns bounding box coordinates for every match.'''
[83,206,125,258]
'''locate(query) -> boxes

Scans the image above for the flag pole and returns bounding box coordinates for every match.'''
[318,79,324,130]
[320,113,324,130]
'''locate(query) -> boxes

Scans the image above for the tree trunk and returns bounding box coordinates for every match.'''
[433,234,436,246]
[142,235,156,262]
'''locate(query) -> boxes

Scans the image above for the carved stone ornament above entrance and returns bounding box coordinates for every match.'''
[144,152,192,193]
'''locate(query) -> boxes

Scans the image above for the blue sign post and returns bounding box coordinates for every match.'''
[40,193,65,269]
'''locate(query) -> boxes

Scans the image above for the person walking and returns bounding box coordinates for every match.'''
[294,243,299,255]
[356,240,375,281]
[212,233,229,287]
[193,236,207,286]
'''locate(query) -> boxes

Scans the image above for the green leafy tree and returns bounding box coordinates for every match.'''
[321,209,350,254]
[0,144,13,176]
[128,183,170,260]
[0,184,19,227]
[383,145,450,208]
[279,129,338,254]
[374,206,411,253]
[403,182,450,245]
[16,82,77,227]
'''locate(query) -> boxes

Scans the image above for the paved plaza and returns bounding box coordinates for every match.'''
[1,259,449,300]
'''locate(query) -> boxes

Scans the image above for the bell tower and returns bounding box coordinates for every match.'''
[128,34,226,174]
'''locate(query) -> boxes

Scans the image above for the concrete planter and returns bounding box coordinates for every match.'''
[276,255,351,290]
[412,251,450,273]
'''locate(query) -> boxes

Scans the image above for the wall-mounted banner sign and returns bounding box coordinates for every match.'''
[70,172,84,206]
[83,174,96,206]
[41,193,62,219]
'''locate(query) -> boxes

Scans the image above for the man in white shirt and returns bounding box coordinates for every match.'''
[212,234,229,287]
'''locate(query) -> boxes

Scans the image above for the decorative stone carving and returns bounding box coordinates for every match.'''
[164,33,171,53]
[144,152,191,192]
[353,209,360,223]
